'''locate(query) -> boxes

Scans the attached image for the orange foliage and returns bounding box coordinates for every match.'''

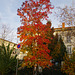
[17,0,54,68]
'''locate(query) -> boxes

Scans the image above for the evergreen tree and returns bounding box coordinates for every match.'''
[48,33,66,64]
[44,21,66,64]
[0,43,17,75]
[42,23,67,75]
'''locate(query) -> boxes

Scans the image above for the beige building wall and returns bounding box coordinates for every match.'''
[0,38,18,56]
[54,23,75,55]
[0,38,27,59]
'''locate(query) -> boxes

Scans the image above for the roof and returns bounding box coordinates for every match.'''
[54,26,75,32]
[0,38,17,45]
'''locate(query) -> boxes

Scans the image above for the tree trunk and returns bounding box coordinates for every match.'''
[2,72,4,75]
[33,65,38,75]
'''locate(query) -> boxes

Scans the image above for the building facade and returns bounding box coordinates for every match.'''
[0,38,28,59]
[54,23,75,55]
[0,38,18,56]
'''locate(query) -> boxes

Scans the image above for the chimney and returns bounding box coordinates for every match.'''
[62,22,65,28]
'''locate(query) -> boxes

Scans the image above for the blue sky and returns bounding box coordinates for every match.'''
[0,0,74,43]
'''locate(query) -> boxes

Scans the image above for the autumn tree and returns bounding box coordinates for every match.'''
[17,0,54,74]
[61,51,75,75]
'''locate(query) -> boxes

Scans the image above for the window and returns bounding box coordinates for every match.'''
[11,44,12,46]
[67,36,71,43]
[67,45,72,54]
[13,52,15,54]
[13,51,16,54]
[58,34,61,42]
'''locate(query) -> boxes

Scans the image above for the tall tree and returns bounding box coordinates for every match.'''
[0,43,17,75]
[49,34,66,64]
[17,0,54,73]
